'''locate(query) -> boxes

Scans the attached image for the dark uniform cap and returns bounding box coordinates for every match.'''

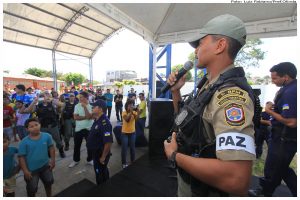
[189,14,247,48]
[91,99,107,110]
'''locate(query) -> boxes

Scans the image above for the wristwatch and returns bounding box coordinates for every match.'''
[169,151,178,168]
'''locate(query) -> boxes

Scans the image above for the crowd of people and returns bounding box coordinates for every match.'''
[3,85,147,197]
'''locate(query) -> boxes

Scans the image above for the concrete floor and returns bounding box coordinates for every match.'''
[11,109,149,197]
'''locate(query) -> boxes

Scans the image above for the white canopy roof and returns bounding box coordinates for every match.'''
[3,3,297,58]
[3,3,122,58]
[88,3,297,46]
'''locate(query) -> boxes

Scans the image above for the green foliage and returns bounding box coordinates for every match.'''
[188,52,196,63]
[24,67,64,80]
[171,64,192,81]
[93,80,100,85]
[63,73,86,86]
[114,81,124,88]
[197,70,205,79]
[122,80,138,85]
[25,67,46,77]
[235,39,265,68]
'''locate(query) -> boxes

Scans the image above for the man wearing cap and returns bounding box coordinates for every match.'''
[87,100,113,185]
[249,62,297,197]
[164,14,257,196]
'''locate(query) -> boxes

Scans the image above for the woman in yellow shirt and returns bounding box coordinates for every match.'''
[121,100,138,169]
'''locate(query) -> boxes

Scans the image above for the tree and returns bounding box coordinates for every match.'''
[93,80,100,85]
[235,39,265,68]
[122,80,138,85]
[42,70,64,80]
[263,75,271,85]
[114,81,124,88]
[63,73,86,86]
[188,52,196,63]
[172,64,192,81]
[25,67,46,77]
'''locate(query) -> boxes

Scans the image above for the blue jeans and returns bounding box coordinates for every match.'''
[136,117,146,137]
[121,132,136,165]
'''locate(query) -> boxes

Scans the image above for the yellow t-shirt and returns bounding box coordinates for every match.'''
[139,100,146,118]
[122,111,137,133]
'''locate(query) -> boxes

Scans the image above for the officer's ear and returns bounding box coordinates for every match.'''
[214,37,227,55]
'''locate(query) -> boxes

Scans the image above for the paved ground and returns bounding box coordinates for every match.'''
[11,108,149,197]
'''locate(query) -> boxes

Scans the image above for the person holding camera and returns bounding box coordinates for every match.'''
[121,99,138,169]
[114,89,123,122]
[164,14,257,196]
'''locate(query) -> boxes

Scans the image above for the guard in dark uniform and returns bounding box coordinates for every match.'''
[87,100,113,185]
[249,62,297,197]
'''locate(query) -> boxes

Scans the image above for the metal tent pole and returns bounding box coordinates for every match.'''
[52,50,58,91]
[148,44,172,99]
[89,58,93,88]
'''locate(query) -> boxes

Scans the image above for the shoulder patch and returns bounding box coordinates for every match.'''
[218,96,247,106]
[217,89,245,100]
[104,132,111,136]
[282,104,289,110]
[216,88,247,107]
[224,103,245,126]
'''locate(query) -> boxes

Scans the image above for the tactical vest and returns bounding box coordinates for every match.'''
[63,102,76,119]
[37,102,57,128]
[174,67,260,196]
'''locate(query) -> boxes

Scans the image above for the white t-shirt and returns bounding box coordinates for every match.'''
[74,103,93,132]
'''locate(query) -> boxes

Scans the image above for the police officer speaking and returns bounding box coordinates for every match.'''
[249,62,297,197]
[87,99,113,185]
[164,14,258,196]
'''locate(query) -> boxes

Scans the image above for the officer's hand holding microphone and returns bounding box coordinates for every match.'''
[164,69,188,160]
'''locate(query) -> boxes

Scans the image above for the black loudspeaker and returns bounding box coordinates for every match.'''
[156,81,165,98]
[148,98,174,158]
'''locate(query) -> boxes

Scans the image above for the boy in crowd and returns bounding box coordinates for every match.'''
[3,94,17,141]
[3,133,19,197]
[18,118,55,197]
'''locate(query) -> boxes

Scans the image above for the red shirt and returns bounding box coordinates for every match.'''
[3,105,14,128]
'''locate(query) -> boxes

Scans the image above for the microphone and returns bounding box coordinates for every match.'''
[161,61,194,94]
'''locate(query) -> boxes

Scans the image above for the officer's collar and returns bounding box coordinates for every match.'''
[283,79,297,88]
[205,64,235,88]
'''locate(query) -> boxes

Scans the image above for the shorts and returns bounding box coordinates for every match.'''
[4,175,16,194]
[3,127,14,140]
[25,164,54,196]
